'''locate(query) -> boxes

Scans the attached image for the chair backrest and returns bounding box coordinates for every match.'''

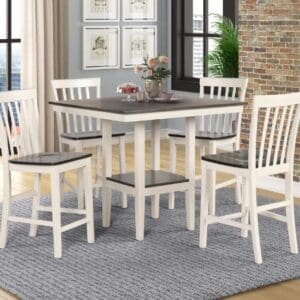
[51,78,101,134]
[0,89,41,164]
[199,77,248,137]
[249,92,300,170]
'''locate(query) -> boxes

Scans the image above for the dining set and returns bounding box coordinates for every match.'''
[0,77,299,265]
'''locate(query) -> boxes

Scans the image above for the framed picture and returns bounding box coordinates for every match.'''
[83,26,120,70]
[123,0,157,22]
[123,26,157,68]
[83,0,120,22]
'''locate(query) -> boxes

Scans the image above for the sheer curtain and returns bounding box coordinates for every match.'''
[21,0,69,151]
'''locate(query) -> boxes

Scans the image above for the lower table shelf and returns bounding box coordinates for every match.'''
[107,170,189,188]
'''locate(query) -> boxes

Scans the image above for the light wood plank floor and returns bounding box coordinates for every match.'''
[0,141,299,300]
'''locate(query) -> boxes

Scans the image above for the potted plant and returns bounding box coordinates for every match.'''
[208,15,239,78]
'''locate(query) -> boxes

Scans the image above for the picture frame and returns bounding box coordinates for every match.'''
[123,0,157,22]
[83,0,120,22]
[83,26,120,70]
[122,26,157,68]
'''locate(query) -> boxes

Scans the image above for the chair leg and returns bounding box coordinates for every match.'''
[285,171,298,254]
[248,175,263,264]
[119,136,128,209]
[234,142,242,205]
[29,173,41,237]
[51,172,62,258]
[208,142,217,216]
[94,145,101,199]
[76,143,84,209]
[235,176,242,205]
[0,170,11,249]
[151,195,160,219]
[199,162,209,248]
[241,176,249,238]
[168,138,176,209]
[83,161,95,244]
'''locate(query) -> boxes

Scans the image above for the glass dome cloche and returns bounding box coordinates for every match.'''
[117,81,141,102]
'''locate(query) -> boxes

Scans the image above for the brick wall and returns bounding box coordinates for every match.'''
[239,0,300,181]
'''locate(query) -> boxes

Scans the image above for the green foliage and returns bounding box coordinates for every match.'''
[208,15,239,78]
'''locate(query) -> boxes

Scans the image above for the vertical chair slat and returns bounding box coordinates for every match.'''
[29,96,41,153]
[209,86,214,99]
[21,98,34,154]
[13,101,25,156]
[85,87,90,99]
[259,108,270,168]
[69,88,78,132]
[78,88,86,132]
[62,88,67,101]
[1,103,14,156]
[273,106,287,165]
[62,88,71,132]
[225,87,229,99]
[266,107,279,166]
[231,87,237,100]
[217,86,222,99]
[281,105,295,164]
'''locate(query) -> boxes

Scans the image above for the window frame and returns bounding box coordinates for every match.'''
[171,0,238,93]
[0,0,21,91]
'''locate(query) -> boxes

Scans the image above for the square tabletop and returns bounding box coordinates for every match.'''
[50,95,245,122]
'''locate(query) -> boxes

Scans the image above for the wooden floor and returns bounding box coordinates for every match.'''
[0,140,299,300]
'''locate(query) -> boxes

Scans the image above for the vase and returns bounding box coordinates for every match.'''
[144,79,166,99]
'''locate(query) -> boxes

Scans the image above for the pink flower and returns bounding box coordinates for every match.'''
[134,64,143,74]
[159,56,169,64]
[147,57,157,69]
[146,69,153,77]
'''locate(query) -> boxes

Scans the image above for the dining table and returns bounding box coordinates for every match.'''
[50,95,245,241]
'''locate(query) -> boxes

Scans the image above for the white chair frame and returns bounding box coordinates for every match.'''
[0,90,95,258]
[169,78,248,214]
[51,78,127,209]
[200,92,300,264]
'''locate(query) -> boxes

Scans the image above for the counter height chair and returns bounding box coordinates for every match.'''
[0,89,95,258]
[200,92,300,264]
[51,78,127,209]
[169,78,248,215]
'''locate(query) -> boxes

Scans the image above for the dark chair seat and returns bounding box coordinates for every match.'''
[169,131,236,141]
[107,170,189,188]
[9,152,92,166]
[202,150,285,169]
[61,131,126,141]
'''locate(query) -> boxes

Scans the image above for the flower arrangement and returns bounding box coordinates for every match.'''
[134,56,171,81]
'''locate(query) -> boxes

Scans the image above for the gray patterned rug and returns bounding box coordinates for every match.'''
[0,189,300,300]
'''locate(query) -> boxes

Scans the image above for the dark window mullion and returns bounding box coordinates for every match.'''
[180,0,185,80]
[203,0,209,77]
[7,0,12,90]
[0,39,21,43]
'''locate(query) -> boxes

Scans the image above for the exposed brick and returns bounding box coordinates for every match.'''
[239,0,300,182]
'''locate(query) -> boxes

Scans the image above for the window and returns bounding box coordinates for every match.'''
[0,0,21,91]
[172,0,237,93]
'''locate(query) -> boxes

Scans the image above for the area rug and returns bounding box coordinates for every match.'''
[0,189,300,300]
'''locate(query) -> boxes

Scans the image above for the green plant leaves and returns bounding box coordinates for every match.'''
[208,15,239,78]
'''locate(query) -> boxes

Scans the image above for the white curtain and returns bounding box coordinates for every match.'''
[21,0,69,151]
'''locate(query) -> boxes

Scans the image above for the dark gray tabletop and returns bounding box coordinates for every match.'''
[49,95,245,115]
